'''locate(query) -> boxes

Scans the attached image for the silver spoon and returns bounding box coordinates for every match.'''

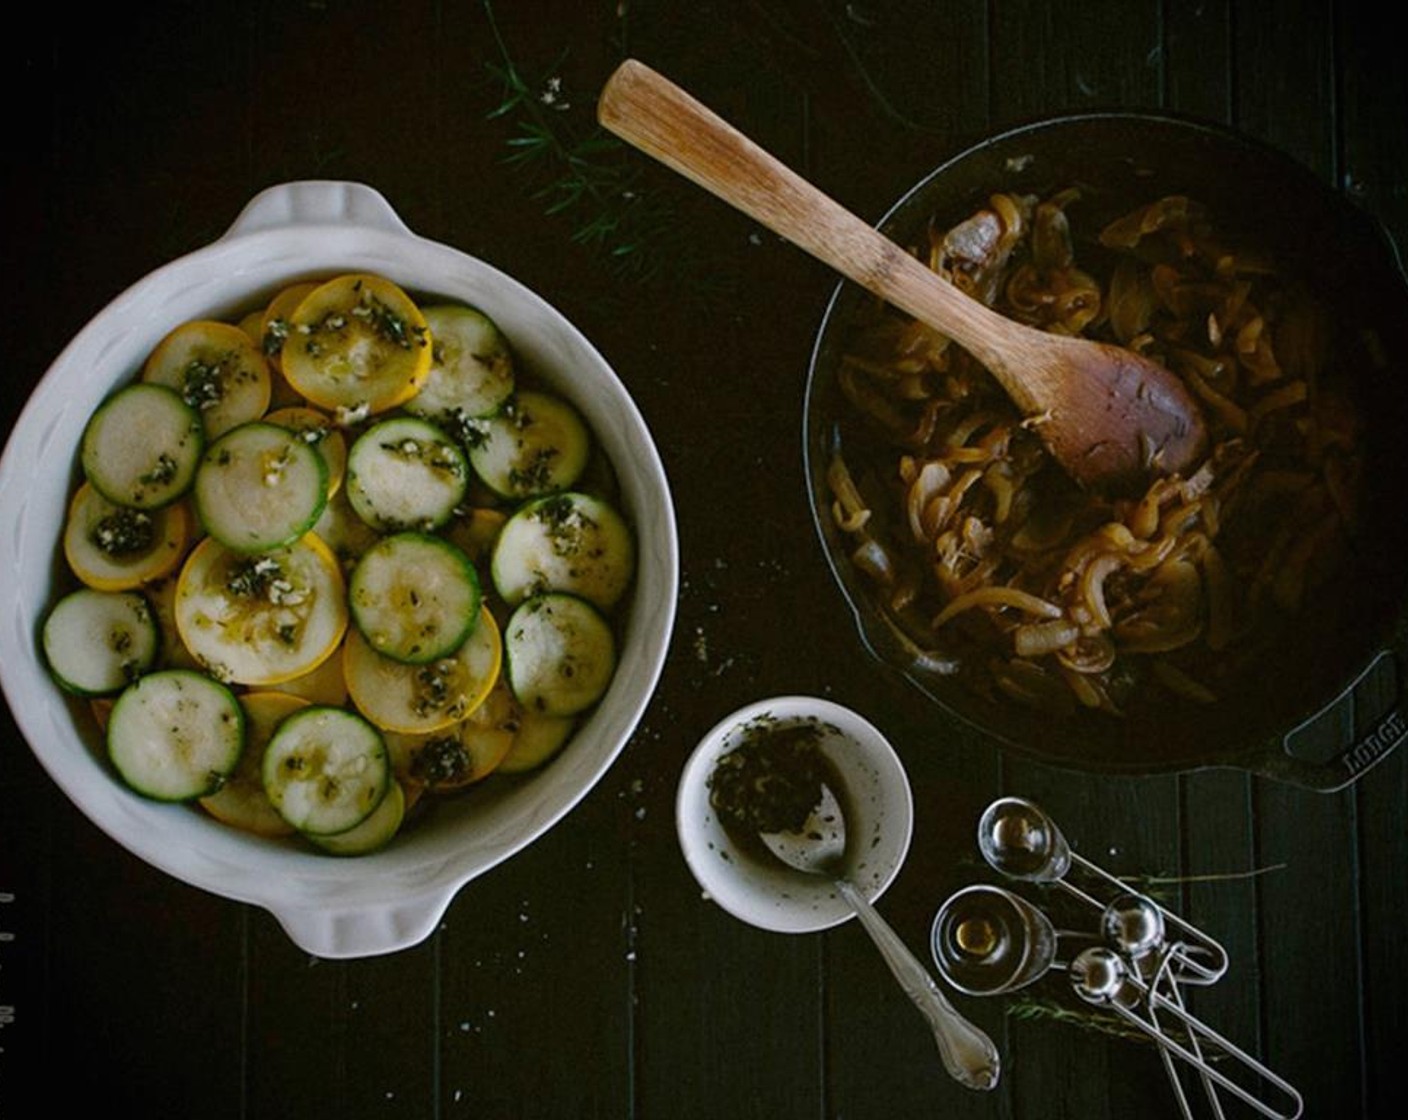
[1070,947,1303,1120]
[978,796,1227,984]
[760,784,1002,1092]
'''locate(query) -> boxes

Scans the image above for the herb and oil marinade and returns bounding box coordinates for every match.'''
[707,716,851,866]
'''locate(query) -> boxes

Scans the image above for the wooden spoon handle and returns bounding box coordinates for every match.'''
[597,59,1037,408]
[598,59,1208,490]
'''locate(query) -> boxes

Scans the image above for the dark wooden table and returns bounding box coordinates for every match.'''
[3,2,1405,1116]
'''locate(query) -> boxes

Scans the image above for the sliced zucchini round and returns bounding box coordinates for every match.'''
[464,389,590,500]
[261,705,390,836]
[281,273,432,414]
[349,532,481,664]
[504,592,616,716]
[142,319,273,438]
[496,708,578,774]
[63,482,192,592]
[194,420,329,553]
[407,304,515,422]
[309,778,406,855]
[345,415,469,532]
[265,405,348,495]
[199,690,308,837]
[106,669,244,801]
[174,534,348,686]
[343,606,502,734]
[490,491,635,610]
[42,587,160,696]
[81,382,205,510]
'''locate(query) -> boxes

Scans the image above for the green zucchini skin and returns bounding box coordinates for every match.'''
[81,383,205,510]
[106,669,245,801]
[348,532,482,664]
[408,304,516,423]
[464,390,590,501]
[42,588,161,697]
[261,705,390,836]
[193,420,329,553]
[490,491,635,611]
[309,779,406,856]
[504,592,617,717]
[345,415,469,532]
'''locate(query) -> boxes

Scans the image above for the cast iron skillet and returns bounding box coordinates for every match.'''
[804,113,1408,791]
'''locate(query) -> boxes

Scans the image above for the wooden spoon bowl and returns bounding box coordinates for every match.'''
[597,59,1207,493]
[804,112,1408,788]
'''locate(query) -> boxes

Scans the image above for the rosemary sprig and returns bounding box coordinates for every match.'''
[1007,995,1159,1046]
[1112,863,1288,904]
[998,861,1283,1048]
[1007,994,1223,1060]
[481,1,712,291]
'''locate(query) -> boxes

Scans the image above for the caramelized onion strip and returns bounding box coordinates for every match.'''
[933,586,1063,630]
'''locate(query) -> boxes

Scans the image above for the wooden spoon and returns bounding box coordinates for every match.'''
[597,60,1207,493]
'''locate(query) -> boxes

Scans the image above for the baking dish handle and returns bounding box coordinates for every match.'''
[219,180,412,241]
[268,888,456,960]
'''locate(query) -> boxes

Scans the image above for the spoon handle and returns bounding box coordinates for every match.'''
[596,58,1035,409]
[834,877,1001,1092]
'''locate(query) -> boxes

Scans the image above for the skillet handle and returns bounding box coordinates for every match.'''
[1256,650,1405,791]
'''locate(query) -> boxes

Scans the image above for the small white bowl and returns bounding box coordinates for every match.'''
[0,181,678,959]
[676,696,914,934]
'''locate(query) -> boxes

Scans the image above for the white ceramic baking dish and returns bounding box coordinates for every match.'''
[0,180,679,958]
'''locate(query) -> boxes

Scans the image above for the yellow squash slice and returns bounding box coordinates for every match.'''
[264,405,348,496]
[260,281,320,368]
[174,533,348,686]
[199,690,308,837]
[237,307,267,348]
[143,573,204,671]
[63,482,192,591]
[280,273,431,415]
[384,676,520,792]
[142,319,273,438]
[442,505,507,565]
[277,648,350,707]
[343,606,501,734]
